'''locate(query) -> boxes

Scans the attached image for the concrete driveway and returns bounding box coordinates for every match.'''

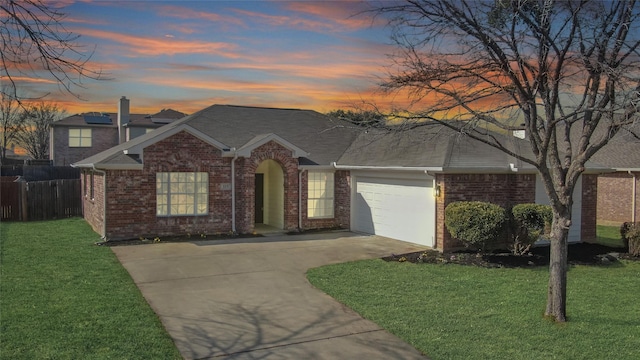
[112,231,429,359]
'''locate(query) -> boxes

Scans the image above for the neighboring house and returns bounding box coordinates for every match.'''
[591,125,640,225]
[50,96,186,166]
[73,105,600,251]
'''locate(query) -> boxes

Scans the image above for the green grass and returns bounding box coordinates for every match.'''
[0,218,181,359]
[308,259,640,360]
[597,224,625,247]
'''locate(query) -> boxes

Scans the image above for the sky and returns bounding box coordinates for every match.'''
[17,0,401,116]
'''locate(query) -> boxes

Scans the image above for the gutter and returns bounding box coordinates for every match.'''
[331,162,443,172]
[298,169,305,230]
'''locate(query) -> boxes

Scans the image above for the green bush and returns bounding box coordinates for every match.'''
[621,222,640,256]
[445,201,507,251]
[510,204,552,255]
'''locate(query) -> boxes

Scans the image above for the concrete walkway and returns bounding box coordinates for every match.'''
[112,232,429,359]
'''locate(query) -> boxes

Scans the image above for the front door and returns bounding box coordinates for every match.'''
[255,174,264,223]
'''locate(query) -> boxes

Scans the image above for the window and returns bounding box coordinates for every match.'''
[307,171,334,218]
[156,172,208,216]
[69,128,92,147]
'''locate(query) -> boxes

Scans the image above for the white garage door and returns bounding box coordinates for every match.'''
[352,176,435,247]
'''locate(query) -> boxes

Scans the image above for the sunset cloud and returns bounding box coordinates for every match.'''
[40,1,407,116]
[75,28,242,58]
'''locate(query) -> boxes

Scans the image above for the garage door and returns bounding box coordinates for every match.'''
[352,176,435,247]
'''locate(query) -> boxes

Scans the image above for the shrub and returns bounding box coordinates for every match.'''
[620,222,633,249]
[445,201,507,251]
[621,222,640,256]
[510,204,552,255]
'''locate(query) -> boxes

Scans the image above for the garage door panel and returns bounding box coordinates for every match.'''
[352,176,435,247]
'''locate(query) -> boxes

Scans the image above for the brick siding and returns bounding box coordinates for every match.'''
[82,132,349,240]
[51,126,118,166]
[597,172,640,225]
[581,174,598,241]
[435,173,536,250]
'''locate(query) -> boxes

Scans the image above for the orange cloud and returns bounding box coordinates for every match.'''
[75,28,242,58]
[155,5,245,28]
[231,9,342,33]
[285,2,383,30]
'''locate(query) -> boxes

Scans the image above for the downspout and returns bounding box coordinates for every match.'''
[630,171,637,223]
[298,169,304,230]
[92,165,107,239]
[231,148,238,233]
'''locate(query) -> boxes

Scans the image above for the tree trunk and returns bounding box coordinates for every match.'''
[545,212,571,322]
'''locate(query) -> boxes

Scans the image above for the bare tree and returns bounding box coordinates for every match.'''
[0,86,21,161]
[371,0,640,322]
[327,109,388,127]
[15,101,63,159]
[0,0,101,98]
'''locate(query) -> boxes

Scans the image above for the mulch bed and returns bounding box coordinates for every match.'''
[383,243,639,268]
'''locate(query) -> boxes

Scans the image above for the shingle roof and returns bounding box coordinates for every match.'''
[73,105,360,168]
[337,122,538,172]
[590,123,640,170]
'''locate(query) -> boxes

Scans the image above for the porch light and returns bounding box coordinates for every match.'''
[434,185,441,197]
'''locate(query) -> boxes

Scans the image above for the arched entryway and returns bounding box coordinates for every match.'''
[255,159,285,229]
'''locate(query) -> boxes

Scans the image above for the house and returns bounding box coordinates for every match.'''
[591,124,640,226]
[50,96,186,166]
[72,104,599,251]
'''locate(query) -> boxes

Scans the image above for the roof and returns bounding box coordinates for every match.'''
[52,108,186,128]
[589,123,640,171]
[337,122,537,173]
[337,121,610,173]
[73,105,360,169]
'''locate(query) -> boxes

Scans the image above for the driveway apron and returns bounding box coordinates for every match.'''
[112,232,429,359]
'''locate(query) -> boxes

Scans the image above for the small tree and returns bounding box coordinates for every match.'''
[511,204,552,255]
[15,102,63,160]
[0,88,22,161]
[445,201,507,251]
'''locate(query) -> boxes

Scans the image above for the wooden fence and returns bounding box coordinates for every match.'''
[0,179,82,221]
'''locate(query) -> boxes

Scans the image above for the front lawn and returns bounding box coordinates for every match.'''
[597,224,625,247]
[0,218,181,359]
[308,259,640,359]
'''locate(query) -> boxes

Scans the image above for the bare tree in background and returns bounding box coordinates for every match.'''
[15,101,63,159]
[0,86,21,161]
[372,0,640,322]
[0,0,101,98]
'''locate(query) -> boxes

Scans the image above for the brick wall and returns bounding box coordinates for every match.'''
[597,172,639,225]
[84,132,353,240]
[435,173,537,251]
[235,141,300,233]
[581,174,598,241]
[81,169,106,237]
[51,126,118,166]
[101,131,233,240]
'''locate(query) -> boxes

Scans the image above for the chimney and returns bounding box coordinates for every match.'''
[118,96,130,144]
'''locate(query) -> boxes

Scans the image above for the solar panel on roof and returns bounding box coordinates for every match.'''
[83,115,112,124]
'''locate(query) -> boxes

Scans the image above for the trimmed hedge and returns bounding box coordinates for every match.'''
[444,201,507,251]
